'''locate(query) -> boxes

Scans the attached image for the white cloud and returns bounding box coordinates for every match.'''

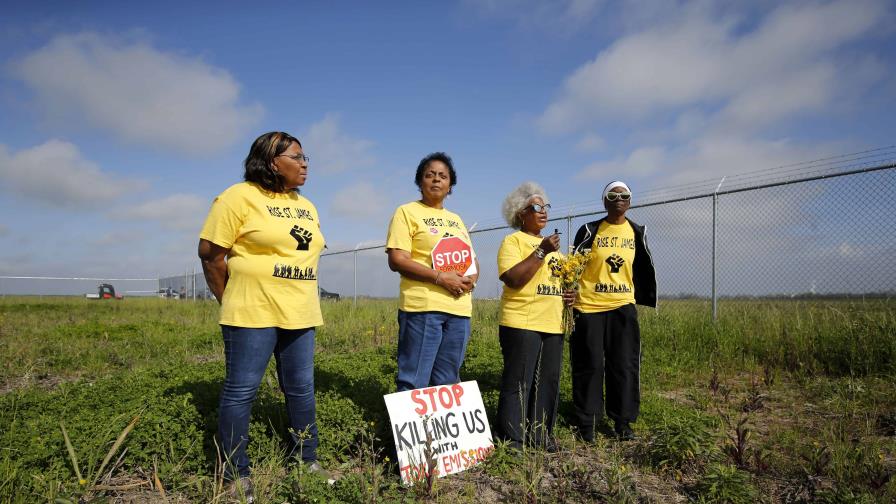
[89,229,147,247]
[303,113,375,174]
[538,0,890,133]
[329,182,387,220]
[579,146,667,180]
[119,193,207,231]
[13,32,263,155]
[465,0,606,30]
[575,132,606,152]
[573,132,854,202]
[837,242,861,258]
[0,140,142,208]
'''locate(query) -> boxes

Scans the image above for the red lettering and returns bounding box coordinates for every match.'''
[448,452,462,473]
[401,462,429,482]
[421,387,439,412]
[415,385,466,413]
[438,387,453,409]
[451,383,464,406]
[411,389,427,415]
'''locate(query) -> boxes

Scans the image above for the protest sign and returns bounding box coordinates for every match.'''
[384,381,493,485]
[431,236,477,276]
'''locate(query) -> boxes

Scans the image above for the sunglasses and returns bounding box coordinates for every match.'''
[278,153,310,163]
[526,203,551,213]
[605,191,631,202]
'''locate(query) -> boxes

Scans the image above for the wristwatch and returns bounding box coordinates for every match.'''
[533,247,546,260]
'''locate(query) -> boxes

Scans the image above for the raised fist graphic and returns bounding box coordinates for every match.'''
[548,257,562,277]
[290,225,313,251]
[605,253,625,273]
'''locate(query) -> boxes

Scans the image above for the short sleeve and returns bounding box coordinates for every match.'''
[199,194,243,249]
[386,207,412,252]
[497,234,523,277]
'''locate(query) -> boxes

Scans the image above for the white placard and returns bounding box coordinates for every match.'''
[384,381,494,484]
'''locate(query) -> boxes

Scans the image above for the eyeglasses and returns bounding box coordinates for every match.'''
[605,191,631,202]
[526,203,551,213]
[278,153,310,163]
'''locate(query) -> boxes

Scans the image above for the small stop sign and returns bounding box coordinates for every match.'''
[431,236,474,275]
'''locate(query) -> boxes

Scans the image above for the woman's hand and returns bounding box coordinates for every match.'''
[501,233,561,289]
[562,288,577,306]
[437,271,473,298]
[387,249,472,297]
[539,233,561,254]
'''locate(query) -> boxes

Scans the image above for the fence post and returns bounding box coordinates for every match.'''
[712,177,725,322]
[566,215,572,253]
[712,194,718,321]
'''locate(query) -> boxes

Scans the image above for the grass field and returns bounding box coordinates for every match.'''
[1,296,894,503]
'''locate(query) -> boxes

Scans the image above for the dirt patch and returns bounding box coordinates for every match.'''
[0,374,71,395]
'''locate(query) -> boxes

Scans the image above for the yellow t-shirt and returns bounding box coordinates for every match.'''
[385,201,473,317]
[497,231,563,334]
[575,220,636,313]
[199,182,325,329]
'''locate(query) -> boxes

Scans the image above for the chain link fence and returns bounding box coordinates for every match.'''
[318,157,896,316]
[4,151,894,314]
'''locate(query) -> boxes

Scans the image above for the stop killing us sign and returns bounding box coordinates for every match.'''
[384,381,494,485]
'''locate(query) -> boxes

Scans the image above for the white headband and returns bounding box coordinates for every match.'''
[603,181,631,200]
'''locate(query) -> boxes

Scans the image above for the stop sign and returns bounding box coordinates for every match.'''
[431,236,474,275]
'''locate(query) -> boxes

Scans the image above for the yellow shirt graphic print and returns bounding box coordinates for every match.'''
[497,231,563,334]
[575,221,636,313]
[200,182,325,329]
[386,201,473,317]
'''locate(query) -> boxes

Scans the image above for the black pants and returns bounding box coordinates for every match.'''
[495,326,564,447]
[570,304,640,430]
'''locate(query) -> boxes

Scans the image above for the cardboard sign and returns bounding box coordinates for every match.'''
[384,381,494,485]
[431,236,477,276]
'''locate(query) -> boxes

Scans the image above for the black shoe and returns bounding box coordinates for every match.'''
[574,426,595,443]
[614,422,636,441]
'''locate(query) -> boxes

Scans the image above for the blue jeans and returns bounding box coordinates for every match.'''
[218,325,317,479]
[396,310,471,392]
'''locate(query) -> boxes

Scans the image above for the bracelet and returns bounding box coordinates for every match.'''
[434,271,443,286]
[533,247,546,260]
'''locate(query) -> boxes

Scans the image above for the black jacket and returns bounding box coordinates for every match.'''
[572,217,657,308]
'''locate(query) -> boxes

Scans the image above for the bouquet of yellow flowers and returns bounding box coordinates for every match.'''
[554,246,595,335]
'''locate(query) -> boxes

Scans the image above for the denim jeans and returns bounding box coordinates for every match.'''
[396,310,471,392]
[218,325,317,479]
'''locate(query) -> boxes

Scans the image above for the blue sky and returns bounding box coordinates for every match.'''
[1,0,894,287]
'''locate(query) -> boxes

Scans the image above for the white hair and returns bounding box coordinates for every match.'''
[502,181,549,229]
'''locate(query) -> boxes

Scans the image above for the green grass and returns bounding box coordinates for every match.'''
[0,296,894,502]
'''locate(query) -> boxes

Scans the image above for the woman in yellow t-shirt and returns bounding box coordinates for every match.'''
[198,132,333,494]
[570,181,657,443]
[495,182,575,452]
[386,152,479,391]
